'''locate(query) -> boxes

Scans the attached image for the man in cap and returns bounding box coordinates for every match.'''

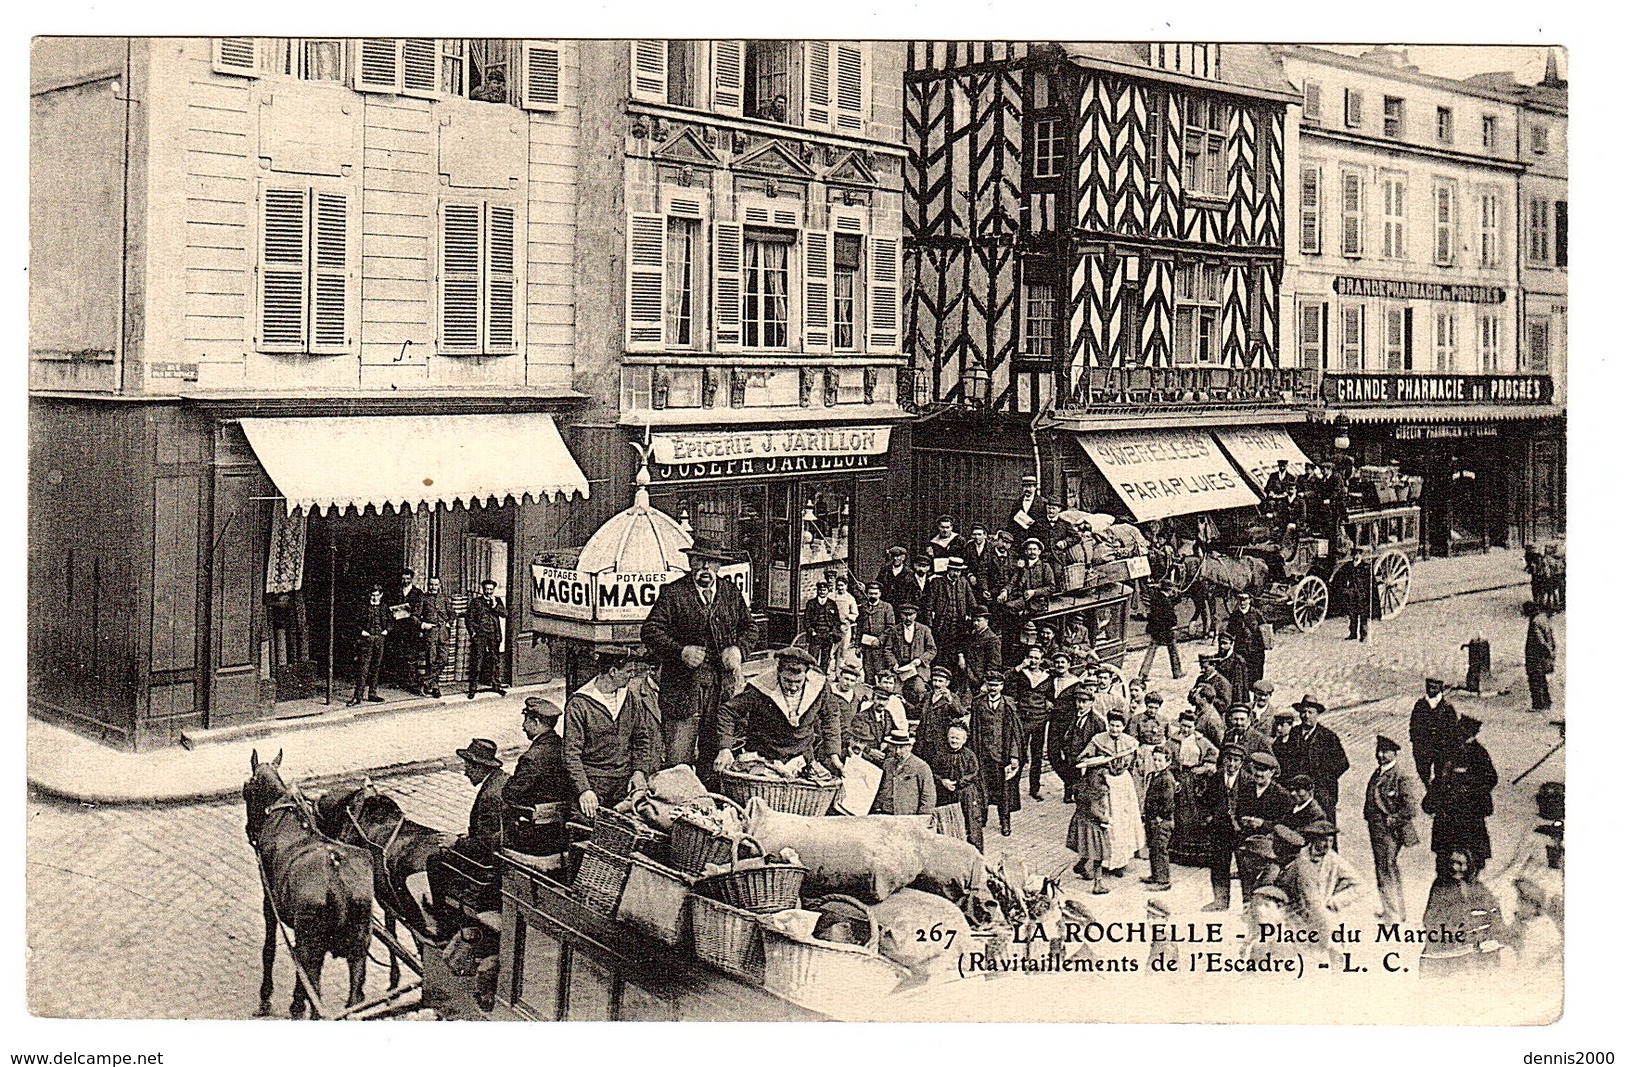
[1281,774,1327,833]
[883,601,937,710]
[348,584,392,706]
[924,556,977,675]
[1263,459,1297,509]
[825,655,871,755]
[1201,743,1250,911]
[1408,677,1459,789]
[872,728,937,816]
[854,582,897,684]
[416,575,455,699]
[849,666,909,758]
[1222,703,1274,765]
[800,580,841,672]
[914,663,965,767]
[716,646,843,777]
[563,647,661,820]
[642,538,759,778]
[874,546,913,610]
[503,698,571,855]
[1345,543,1374,642]
[426,738,510,932]
[969,670,1024,835]
[1364,735,1422,922]
[1049,673,1107,804]
[464,578,507,699]
[964,523,1004,610]
[1422,715,1499,878]
[896,554,934,613]
[1278,820,1361,959]
[1524,600,1557,716]
[1249,679,1276,727]
[960,605,1004,698]
[926,514,967,572]
[1007,473,1046,540]
[1223,591,1269,690]
[1139,576,1185,682]
[1283,694,1350,825]
[1195,653,1236,718]
[1235,750,1292,841]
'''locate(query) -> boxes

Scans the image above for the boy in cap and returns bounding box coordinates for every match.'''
[826,655,872,755]
[1140,745,1176,891]
[1282,773,1328,833]
[349,584,392,706]
[1202,743,1250,911]
[1195,653,1235,717]
[969,670,1024,835]
[1364,734,1421,922]
[1236,749,1292,838]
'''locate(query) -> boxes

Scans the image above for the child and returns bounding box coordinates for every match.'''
[1068,765,1112,894]
[1140,745,1176,891]
[928,723,986,852]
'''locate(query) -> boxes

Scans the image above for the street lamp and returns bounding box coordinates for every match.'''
[961,359,990,407]
[1332,413,1351,451]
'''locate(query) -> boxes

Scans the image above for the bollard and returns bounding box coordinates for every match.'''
[1462,636,1491,694]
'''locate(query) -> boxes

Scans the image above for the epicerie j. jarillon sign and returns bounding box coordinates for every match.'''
[1324,373,1552,405]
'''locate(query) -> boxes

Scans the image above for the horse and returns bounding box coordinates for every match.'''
[318,780,456,992]
[242,749,375,1018]
[1184,549,1272,638]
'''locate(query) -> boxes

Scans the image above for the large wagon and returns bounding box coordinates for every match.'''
[1264,503,1421,633]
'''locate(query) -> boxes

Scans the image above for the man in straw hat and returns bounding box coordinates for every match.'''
[1364,734,1422,922]
[873,728,936,816]
[642,538,758,780]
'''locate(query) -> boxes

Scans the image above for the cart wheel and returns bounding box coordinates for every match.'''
[1374,549,1412,619]
[1291,575,1329,633]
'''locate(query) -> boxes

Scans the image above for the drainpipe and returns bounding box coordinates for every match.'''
[118,37,133,393]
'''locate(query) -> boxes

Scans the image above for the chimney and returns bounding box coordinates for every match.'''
[1542,48,1564,87]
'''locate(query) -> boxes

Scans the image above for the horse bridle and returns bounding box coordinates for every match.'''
[344,791,407,872]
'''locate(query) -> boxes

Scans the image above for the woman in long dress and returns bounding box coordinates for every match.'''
[1079,710,1144,874]
[1167,710,1219,866]
[1420,847,1511,978]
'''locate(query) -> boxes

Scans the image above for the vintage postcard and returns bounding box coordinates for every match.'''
[25,31,1574,1043]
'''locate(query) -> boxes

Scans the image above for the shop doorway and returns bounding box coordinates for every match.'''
[300,510,408,701]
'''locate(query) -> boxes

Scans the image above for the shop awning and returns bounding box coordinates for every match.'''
[1073,429,1260,521]
[1212,426,1313,490]
[241,414,590,514]
[1339,404,1564,424]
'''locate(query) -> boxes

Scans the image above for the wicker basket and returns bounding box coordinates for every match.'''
[763,895,910,1013]
[667,794,749,876]
[618,854,695,947]
[688,892,766,984]
[590,807,657,859]
[695,836,806,914]
[719,767,842,817]
[570,844,631,918]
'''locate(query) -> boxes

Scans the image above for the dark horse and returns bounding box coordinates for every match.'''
[317,781,454,991]
[243,749,375,1018]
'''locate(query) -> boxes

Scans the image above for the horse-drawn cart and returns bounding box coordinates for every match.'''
[1262,503,1420,632]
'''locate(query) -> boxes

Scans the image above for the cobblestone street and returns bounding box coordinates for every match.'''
[26,575,1563,1020]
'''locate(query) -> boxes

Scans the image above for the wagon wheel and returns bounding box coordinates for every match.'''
[1374,549,1412,619]
[1290,575,1329,633]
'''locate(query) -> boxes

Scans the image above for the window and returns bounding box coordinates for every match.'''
[1299,165,1322,254]
[1023,280,1057,358]
[261,39,346,81]
[1174,263,1223,364]
[1302,81,1322,121]
[257,186,350,354]
[439,201,518,355]
[1436,106,1453,144]
[1297,301,1326,370]
[1145,96,1165,181]
[1531,123,1549,154]
[1380,173,1406,259]
[440,39,515,102]
[1478,313,1501,373]
[1482,115,1498,151]
[745,41,792,123]
[1033,118,1063,179]
[1555,200,1568,268]
[1339,303,1365,370]
[1529,197,1552,264]
[1340,168,1364,257]
[1384,306,1412,370]
[833,234,862,350]
[1433,180,1457,266]
[1433,310,1459,371]
[1478,192,1500,268]
[1383,96,1405,138]
[743,226,792,348]
[666,217,700,347]
[1526,316,1551,372]
[1183,98,1228,198]
[1344,88,1363,128]
[666,41,698,107]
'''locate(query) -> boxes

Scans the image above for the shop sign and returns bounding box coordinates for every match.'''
[649,426,891,482]
[718,561,753,608]
[1075,429,1261,522]
[1333,277,1507,303]
[1324,373,1552,405]
[532,562,754,620]
[1394,424,1501,441]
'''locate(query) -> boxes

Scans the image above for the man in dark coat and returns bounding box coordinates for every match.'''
[349,585,391,706]
[716,647,843,777]
[1006,474,1047,543]
[1002,538,1058,621]
[1139,577,1184,680]
[960,606,1003,697]
[1344,544,1374,642]
[1233,751,1293,904]
[1140,745,1177,890]
[642,539,759,779]
[464,579,507,699]
[1195,654,1235,717]
[883,602,937,710]
[1211,632,1252,706]
[1364,735,1422,922]
[1408,677,1459,788]
[800,580,841,671]
[924,557,976,675]
[1524,601,1557,714]
[1202,743,1249,911]
[963,524,1002,608]
[874,546,913,609]
[925,515,967,572]
[1223,591,1268,689]
[1048,681,1107,804]
[872,729,936,816]
[969,672,1024,835]
[503,698,571,855]
[1279,694,1350,825]
[416,575,455,699]
[563,648,662,819]
[854,583,897,684]
[1006,645,1052,801]
[1221,704,1274,765]
[427,738,509,931]
[1423,715,1498,877]
[894,555,934,612]
[385,568,424,692]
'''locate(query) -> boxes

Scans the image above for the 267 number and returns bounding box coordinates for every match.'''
[914,924,956,948]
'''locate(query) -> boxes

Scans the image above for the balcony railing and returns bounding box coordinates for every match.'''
[1058,366,1323,412]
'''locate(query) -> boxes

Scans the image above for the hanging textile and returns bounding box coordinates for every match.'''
[266,508,307,593]
[405,507,433,582]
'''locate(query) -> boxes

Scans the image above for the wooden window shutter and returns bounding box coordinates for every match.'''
[486,204,518,353]
[712,221,745,351]
[354,39,402,94]
[520,41,562,112]
[212,38,260,77]
[401,38,440,98]
[710,41,745,116]
[630,40,668,103]
[258,188,308,351]
[309,191,350,354]
[626,213,667,352]
[440,203,482,353]
[866,234,901,353]
[834,43,865,132]
[803,229,832,351]
[804,42,832,129]
[1300,165,1321,254]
